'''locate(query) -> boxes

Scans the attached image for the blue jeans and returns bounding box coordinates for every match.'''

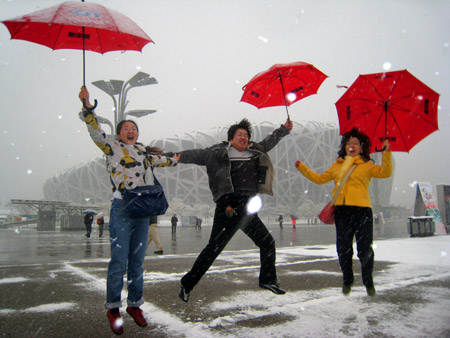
[105,199,149,309]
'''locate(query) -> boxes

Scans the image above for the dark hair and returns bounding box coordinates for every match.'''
[227,118,252,141]
[116,120,139,135]
[337,127,371,162]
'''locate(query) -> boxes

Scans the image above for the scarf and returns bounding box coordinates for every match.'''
[336,156,357,187]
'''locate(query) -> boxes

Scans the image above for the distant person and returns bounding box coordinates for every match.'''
[295,128,392,297]
[195,216,203,230]
[290,215,296,229]
[171,214,178,234]
[278,214,283,228]
[84,212,94,238]
[97,215,105,238]
[78,87,179,335]
[146,216,163,254]
[166,118,292,302]
[374,213,379,225]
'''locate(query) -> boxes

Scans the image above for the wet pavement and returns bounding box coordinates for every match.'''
[0,220,411,265]
[0,221,449,337]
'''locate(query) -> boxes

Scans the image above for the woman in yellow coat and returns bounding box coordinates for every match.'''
[295,128,392,296]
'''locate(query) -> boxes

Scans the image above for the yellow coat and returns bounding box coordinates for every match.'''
[296,151,393,208]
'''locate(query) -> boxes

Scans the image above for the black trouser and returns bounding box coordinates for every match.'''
[334,206,374,287]
[181,195,277,292]
[85,222,92,237]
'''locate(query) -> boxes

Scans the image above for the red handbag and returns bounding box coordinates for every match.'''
[318,202,335,224]
[318,165,356,225]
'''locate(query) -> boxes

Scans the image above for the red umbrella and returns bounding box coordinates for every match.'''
[1,1,153,92]
[241,61,328,119]
[335,70,439,153]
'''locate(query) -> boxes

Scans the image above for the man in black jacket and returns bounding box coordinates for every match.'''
[171,214,178,234]
[168,118,292,302]
[84,212,94,238]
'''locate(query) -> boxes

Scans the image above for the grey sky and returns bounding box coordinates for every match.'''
[0,0,449,208]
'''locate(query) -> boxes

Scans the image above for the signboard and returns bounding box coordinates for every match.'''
[414,182,447,234]
[415,182,441,220]
[436,185,450,231]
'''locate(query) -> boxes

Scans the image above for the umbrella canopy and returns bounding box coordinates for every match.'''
[95,211,106,219]
[241,61,328,119]
[335,70,439,153]
[1,1,153,86]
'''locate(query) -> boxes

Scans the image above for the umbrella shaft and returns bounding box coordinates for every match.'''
[277,71,290,120]
[384,101,388,138]
[82,27,85,87]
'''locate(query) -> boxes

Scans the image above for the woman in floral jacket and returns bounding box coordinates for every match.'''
[79,87,179,334]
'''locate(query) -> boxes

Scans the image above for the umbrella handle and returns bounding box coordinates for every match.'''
[82,98,98,111]
[375,145,386,152]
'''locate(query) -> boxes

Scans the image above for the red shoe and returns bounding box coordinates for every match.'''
[126,307,148,327]
[107,310,124,335]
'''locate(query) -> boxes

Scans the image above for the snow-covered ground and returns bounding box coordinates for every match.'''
[1,233,449,337]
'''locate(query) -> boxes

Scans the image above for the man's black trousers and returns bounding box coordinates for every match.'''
[181,195,278,292]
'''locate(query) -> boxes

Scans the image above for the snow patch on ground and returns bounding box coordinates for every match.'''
[0,302,77,314]
[0,277,28,284]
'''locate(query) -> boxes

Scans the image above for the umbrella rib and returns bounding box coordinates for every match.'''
[49,4,67,50]
[276,72,322,92]
[51,4,63,24]
[270,71,323,103]
[288,74,315,88]
[347,106,383,126]
[385,109,410,151]
[52,24,66,50]
[388,103,438,130]
[284,75,312,93]
[130,35,144,51]
[7,21,27,40]
[386,104,437,153]
[259,81,275,108]
[252,77,279,108]
[367,111,385,148]
[387,70,405,102]
[389,94,439,128]
[94,29,104,54]
[103,6,121,35]
[389,96,438,127]
[337,97,381,106]
[101,6,137,51]
[360,74,387,102]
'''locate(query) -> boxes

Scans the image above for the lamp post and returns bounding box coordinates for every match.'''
[91,71,158,135]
